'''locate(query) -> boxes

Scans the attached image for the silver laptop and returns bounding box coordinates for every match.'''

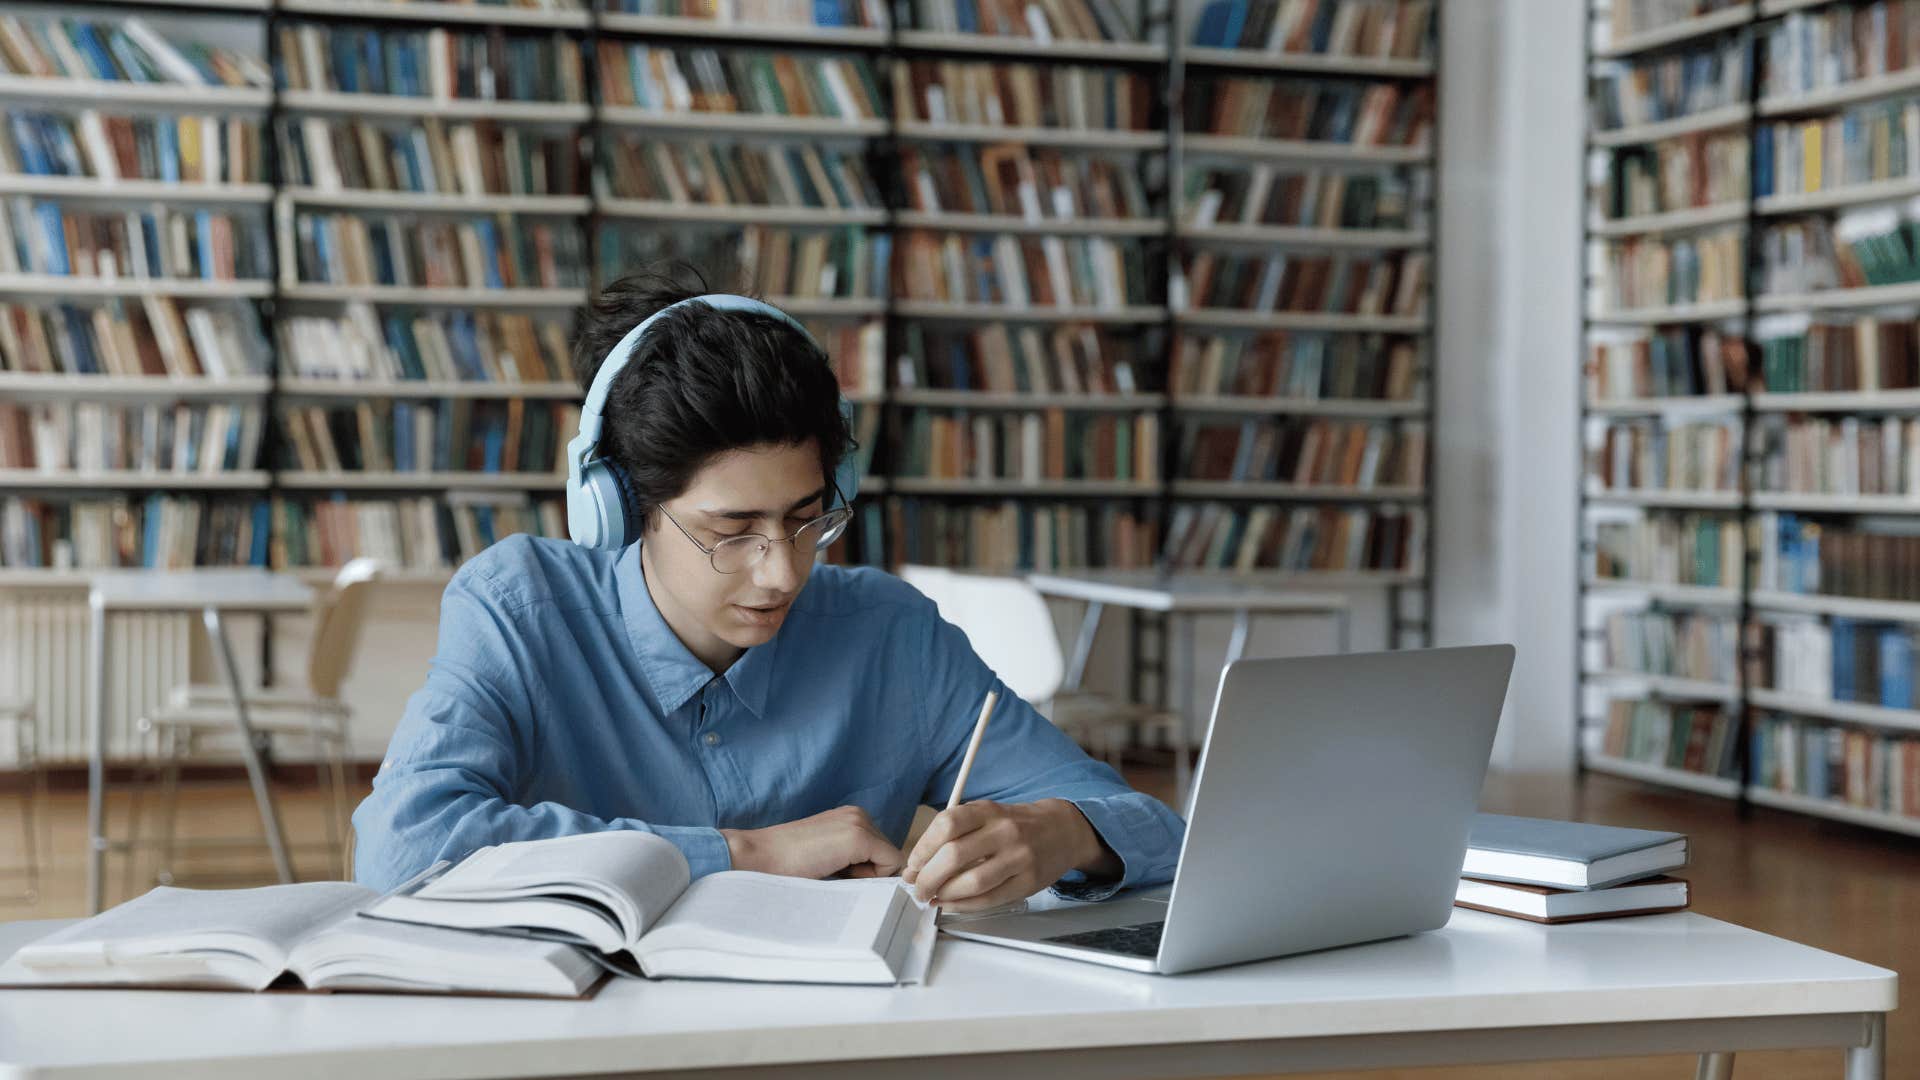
[944,645,1516,974]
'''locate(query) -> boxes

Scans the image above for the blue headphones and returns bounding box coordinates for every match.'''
[566,293,862,550]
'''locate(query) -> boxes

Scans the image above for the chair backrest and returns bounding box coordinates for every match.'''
[897,565,1064,705]
[306,558,383,698]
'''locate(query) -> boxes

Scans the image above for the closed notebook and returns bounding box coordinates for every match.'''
[1455,875,1691,924]
[0,881,602,998]
[1464,814,1688,890]
[362,830,938,986]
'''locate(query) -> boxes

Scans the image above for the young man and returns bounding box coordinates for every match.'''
[352,278,1185,911]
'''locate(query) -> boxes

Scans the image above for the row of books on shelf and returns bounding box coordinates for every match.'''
[1588,417,1740,494]
[279,400,579,476]
[1192,0,1433,59]
[0,493,567,574]
[3,111,262,187]
[1179,417,1426,487]
[1186,165,1420,232]
[0,16,266,89]
[599,45,881,120]
[882,499,1156,575]
[0,496,269,572]
[1751,712,1920,819]
[908,0,1132,42]
[892,410,1160,482]
[1186,78,1432,147]
[1586,327,1749,401]
[608,225,885,301]
[1185,249,1429,317]
[1600,608,1739,686]
[282,117,584,201]
[893,231,1142,308]
[1753,615,1920,708]
[1600,699,1740,780]
[1758,212,1895,295]
[895,323,1141,395]
[292,210,586,290]
[1598,130,1746,221]
[1755,314,1920,394]
[1759,512,1920,603]
[1592,513,1742,588]
[0,201,272,283]
[896,61,1152,133]
[0,299,264,380]
[608,1,882,29]
[1759,3,1920,103]
[0,402,264,476]
[279,306,572,385]
[1589,40,1747,133]
[1605,0,1741,44]
[1593,226,1743,311]
[275,24,586,103]
[902,146,1146,222]
[614,139,876,211]
[1754,94,1920,200]
[1754,414,1920,498]
[1172,331,1419,400]
[1163,500,1425,573]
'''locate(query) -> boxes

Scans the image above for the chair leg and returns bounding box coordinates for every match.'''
[154,730,185,887]
[308,715,344,880]
[14,720,39,902]
[120,756,150,900]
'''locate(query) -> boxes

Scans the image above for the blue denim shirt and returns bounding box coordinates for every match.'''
[352,535,1186,896]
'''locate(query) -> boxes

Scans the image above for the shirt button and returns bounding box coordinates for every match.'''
[703,732,721,747]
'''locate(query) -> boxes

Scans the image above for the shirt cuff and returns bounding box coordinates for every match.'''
[647,824,734,880]
[1048,793,1176,902]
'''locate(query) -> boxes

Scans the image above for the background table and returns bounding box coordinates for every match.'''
[86,571,315,913]
[0,909,1892,1078]
[1028,570,1352,804]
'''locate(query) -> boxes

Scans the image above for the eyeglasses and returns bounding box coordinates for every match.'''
[655,489,853,575]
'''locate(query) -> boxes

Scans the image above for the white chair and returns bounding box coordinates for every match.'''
[0,696,46,903]
[133,559,382,883]
[897,565,1170,768]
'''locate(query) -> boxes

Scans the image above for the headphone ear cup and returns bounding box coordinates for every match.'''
[572,459,631,550]
[601,455,648,546]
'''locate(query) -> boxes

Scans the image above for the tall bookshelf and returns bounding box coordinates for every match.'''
[1581,0,1920,838]
[0,0,1442,652]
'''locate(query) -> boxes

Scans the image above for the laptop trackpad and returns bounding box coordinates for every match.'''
[948,892,1172,943]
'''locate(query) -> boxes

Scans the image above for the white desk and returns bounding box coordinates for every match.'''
[0,909,1892,1079]
[1029,571,1352,802]
[86,571,316,913]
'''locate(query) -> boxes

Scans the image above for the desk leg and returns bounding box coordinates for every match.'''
[204,608,295,884]
[1172,614,1195,812]
[1846,1014,1885,1080]
[1063,602,1104,694]
[1695,1051,1734,1080]
[84,597,107,915]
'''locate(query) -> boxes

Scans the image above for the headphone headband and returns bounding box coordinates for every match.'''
[565,294,855,551]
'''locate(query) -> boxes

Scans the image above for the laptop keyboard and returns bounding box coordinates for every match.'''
[1044,919,1165,958]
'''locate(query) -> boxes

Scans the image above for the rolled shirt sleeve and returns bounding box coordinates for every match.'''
[350,567,732,893]
[911,598,1186,900]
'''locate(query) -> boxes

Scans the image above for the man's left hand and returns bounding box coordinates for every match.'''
[902,799,1121,911]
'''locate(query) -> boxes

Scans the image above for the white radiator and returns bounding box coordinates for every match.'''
[0,594,188,765]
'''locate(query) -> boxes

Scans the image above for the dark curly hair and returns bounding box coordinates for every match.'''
[571,265,851,527]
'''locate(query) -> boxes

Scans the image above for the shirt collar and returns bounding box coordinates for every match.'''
[615,542,779,719]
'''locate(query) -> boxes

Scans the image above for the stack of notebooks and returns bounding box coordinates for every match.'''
[1455,813,1691,925]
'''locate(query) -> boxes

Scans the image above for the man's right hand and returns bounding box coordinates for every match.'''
[719,806,906,879]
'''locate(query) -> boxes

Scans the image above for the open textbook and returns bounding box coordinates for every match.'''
[365,831,938,985]
[0,832,938,998]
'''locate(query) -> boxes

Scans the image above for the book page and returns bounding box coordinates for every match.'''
[413,831,690,944]
[5,882,372,984]
[645,873,903,958]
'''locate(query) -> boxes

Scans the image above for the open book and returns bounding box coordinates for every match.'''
[365,831,937,985]
[0,881,602,998]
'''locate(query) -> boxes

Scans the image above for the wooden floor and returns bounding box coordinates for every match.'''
[0,765,1909,1079]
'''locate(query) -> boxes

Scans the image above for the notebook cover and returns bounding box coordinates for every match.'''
[1467,813,1686,863]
